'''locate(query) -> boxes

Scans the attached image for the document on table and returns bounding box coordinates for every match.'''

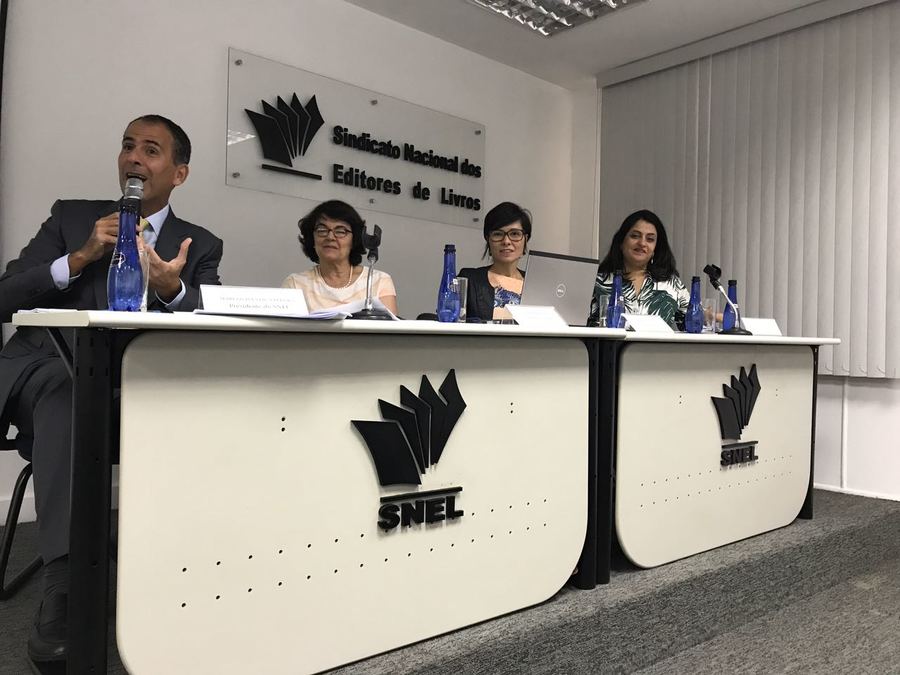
[195,285,397,320]
[622,313,673,333]
[326,298,398,320]
[16,308,78,313]
[741,317,782,336]
[506,304,569,329]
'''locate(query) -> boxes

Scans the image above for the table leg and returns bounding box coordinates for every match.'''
[799,346,819,520]
[595,341,617,585]
[66,328,113,674]
[573,339,600,590]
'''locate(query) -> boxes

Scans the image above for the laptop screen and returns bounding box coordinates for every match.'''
[521,250,599,326]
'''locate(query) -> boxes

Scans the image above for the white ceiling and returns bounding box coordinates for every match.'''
[346,0,828,88]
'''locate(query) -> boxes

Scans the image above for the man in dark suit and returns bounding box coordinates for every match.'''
[0,114,223,663]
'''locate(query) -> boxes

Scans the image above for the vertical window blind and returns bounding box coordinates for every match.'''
[599,0,900,377]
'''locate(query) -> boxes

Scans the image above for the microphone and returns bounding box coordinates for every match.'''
[703,263,751,335]
[123,176,144,202]
[362,224,382,265]
[702,263,722,289]
[350,223,392,321]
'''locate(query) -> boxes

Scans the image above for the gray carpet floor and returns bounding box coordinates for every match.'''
[1,489,898,674]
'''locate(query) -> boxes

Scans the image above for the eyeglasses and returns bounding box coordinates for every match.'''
[313,225,352,239]
[488,229,526,243]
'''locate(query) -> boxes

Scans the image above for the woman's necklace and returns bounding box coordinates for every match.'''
[317,265,354,289]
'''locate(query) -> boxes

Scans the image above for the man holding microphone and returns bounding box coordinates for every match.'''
[0,114,222,663]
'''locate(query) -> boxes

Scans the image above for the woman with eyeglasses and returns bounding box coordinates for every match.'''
[281,200,398,314]
[458,202,532,321]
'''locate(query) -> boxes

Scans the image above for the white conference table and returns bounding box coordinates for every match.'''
[610,332,839,570]
[12,310,838,672]
[13,310,623,674]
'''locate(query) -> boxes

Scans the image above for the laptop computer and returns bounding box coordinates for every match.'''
[521,250,599,326]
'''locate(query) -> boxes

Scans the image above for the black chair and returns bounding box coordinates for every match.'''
[0,422,42,599]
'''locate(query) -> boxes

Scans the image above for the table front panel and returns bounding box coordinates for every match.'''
[116,332,589,674]
[615,343,814,568]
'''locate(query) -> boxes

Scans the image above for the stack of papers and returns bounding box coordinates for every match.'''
[16,308,77,313]
[194,285,397,320]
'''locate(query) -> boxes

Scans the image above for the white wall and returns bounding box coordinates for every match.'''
[0,0,596,519]
[567,79,601,258]
[814,376,900,501]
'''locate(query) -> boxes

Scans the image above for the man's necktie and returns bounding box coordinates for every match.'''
[140,218,155,247]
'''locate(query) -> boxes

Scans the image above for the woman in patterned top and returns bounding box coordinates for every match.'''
[458,202,532,321]
[588,209,688,327]
[282,200,398,314]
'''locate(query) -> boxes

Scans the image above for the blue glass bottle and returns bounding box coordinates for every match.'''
[722,279,738,331]
[684,276,703,333]
[606,272,624,329]
[436,244,459,323]
[107,177,144,311]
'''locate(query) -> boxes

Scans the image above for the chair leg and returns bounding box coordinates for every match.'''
[0,463,44,599]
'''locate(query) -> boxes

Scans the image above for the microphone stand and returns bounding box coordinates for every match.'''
[350,225,393,321]
[703,264,751,335]
[711,282,751,335]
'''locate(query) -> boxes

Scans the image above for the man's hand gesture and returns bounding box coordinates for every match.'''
[68,213,120,276]
[147,238,192,303]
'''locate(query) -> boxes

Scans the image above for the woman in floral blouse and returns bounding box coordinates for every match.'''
[588,209,689,327]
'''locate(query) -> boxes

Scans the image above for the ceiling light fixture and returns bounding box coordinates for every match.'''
[467,0,647,37]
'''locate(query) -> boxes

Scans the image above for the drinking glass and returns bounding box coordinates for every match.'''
[452,277,468,322]
[701,297,717,333]
[138,245,150,312]
[595,296,608,327]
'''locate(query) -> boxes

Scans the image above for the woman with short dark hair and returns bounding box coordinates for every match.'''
[589,209,688,326]
[282,200,398,313]
[458,201,532,321]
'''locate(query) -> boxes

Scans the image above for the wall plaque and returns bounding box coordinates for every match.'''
[226,48,486,228]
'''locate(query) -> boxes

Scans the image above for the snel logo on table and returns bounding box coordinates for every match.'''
[353,370,467,530]
[711,364,761,467]
[245,92,325,180]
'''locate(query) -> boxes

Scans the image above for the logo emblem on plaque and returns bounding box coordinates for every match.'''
[353,370,466,486]
[711,364,761,466]
[353,370,468,530]
[245,93,324,179]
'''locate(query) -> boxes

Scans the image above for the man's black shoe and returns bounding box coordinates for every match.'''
[27,591,68,662]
